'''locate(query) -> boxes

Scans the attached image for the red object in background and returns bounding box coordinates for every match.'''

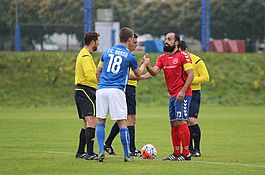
[222,40,229,52]
[227,40,238,53]
[210,40,224,53]
[236,40,246,53]
[210,40,245,53]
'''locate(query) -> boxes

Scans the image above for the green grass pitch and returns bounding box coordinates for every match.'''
[0,105,264,175]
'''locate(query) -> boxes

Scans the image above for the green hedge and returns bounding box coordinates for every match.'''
[0,51,264,107]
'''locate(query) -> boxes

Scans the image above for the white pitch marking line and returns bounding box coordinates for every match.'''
[1,148,264,168]
[193,160,265,168]
[0,148,73,155]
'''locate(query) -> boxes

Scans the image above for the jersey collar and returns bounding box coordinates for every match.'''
[117,43,129,51]
[172,50,180,55]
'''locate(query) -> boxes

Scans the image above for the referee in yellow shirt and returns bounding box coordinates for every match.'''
[104,34,142,156]
[74,32,100,160]
[180,41,210,157]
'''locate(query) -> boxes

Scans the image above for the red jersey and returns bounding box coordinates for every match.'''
[155,51,192,97]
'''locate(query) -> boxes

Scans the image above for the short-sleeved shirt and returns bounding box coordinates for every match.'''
[189,53,209,91]
[98,44,138,91]
[155,50,193,97]
[75,48,97,89]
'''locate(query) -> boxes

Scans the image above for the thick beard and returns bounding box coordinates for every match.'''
[163,44,175,52]
[93,45,97,51]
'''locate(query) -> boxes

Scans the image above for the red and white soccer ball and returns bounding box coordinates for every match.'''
[141,144,157,159]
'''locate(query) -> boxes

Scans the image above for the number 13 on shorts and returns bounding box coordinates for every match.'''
[176,111,182,118]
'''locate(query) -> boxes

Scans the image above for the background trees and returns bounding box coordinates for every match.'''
[210,0,265,51]
[0,0,264,51]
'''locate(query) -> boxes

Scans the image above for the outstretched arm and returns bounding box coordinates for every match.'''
[132,57,150,77]
[146,65,161,77]
[129,72,152,80]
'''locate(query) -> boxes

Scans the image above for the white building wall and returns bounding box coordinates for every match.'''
[95,22,120,52]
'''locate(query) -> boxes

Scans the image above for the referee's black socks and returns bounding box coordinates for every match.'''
[85,127,96,155]
[77,128,86,154]
[128,126,136,152]
[189,124,201,152]
[105,122,119,146]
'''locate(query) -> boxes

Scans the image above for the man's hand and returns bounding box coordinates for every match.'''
[143,56,150,66]
[177,90,185,102]
[141,53,150,66]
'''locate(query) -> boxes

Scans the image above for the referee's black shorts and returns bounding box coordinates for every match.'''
[74,84,96,119]
[189,90,201,118]
[125,85,136,115]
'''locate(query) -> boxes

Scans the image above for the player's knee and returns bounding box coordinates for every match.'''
[117,120,127,128]
[127,115,136,126]
[171,120,186,127]
[188,117,198,126]
[127,120,135,126]
[84,116,97,128]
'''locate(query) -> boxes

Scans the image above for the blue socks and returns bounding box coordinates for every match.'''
[96,123,105,153]
[120,128,130,157]
[97,123,130,157]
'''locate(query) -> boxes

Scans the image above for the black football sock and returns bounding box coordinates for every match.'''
[85,127,95,155]
[128,126,136,152]
[188,125,194,151]
[193,124,201,152]
[77,128,86,154]
[105,122,119,146]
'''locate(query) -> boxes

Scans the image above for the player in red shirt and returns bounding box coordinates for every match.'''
[146,32,194,161]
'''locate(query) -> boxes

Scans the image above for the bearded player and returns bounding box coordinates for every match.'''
[145,32,194,161]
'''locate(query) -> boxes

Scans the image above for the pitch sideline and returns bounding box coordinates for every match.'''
[0,148,264,168]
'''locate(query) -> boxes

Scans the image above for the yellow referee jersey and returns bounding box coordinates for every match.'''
[189,53,209,91]
[127,68,137,87]
[75,48,98,89]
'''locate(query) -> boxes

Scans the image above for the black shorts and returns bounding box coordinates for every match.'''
[189,90,201,118]
[125,85,136,115]
[74,84,96,119]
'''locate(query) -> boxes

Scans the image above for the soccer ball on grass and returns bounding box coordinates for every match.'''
[141,144,157,159]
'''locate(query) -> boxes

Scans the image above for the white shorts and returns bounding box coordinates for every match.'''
[96,88,127,120]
